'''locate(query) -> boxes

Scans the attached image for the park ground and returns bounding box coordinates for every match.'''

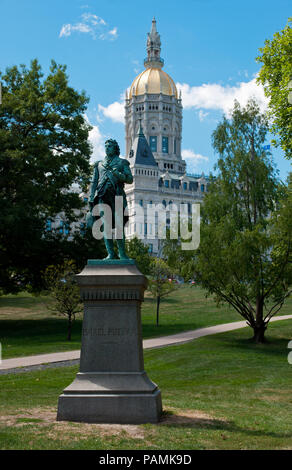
[0,287,291,450]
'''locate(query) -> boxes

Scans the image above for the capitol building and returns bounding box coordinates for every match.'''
[124,18,208,255]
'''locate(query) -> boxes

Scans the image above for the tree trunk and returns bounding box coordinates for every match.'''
[253,296,266,343]
[252,324,267,343]
[67,314,72,341]
[156,296,160,327]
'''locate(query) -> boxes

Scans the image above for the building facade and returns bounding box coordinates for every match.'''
[124,18,208,254]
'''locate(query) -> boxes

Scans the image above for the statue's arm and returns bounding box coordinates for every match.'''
[117,160,133,184]
[89,162,99,205]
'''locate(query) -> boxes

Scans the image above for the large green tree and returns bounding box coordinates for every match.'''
[0,59,92,292]
[194,99,292,343]
[256,18,292,159]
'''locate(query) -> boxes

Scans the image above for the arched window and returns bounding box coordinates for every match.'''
[149,136,157,152]
[162,136,169,153]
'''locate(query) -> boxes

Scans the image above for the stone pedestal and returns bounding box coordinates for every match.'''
[57,260,162,424]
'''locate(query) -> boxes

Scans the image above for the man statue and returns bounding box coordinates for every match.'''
[88,139,133,260]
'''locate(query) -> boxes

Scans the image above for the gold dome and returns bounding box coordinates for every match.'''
[129,67,178,99]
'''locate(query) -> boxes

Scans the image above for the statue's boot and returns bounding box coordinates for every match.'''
[104,238,116,259]
[117,237,129,260]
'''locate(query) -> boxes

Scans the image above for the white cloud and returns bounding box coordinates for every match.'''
[99,27,118,41]
[59,12,117,41]
[59,24,73,37]
[81,13,106,26]
[176,78,269,117]
[98,101,124,123]
[198,110,209,121]
[108,27,118,39]
[182,149,209,162]
[84,114,105,162]
[88,125,105,162]
[182,149,209,173]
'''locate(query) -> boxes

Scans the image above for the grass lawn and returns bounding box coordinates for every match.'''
[0,286,244,359]
[0,287,291,359]
[0,320,291,450]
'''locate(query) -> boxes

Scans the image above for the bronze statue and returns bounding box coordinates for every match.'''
[88,139,133,260]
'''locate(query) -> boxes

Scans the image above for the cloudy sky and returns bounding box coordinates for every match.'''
[1,0,291,180]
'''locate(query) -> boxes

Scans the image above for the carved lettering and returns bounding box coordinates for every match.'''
[83,327,136,337]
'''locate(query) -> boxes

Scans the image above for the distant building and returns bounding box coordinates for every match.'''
[49,19,209,248]
[124,18,208,254]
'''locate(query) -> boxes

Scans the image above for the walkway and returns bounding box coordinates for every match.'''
[1,315,291,373]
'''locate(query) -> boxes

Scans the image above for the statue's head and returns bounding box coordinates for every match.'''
[105,139,120,158]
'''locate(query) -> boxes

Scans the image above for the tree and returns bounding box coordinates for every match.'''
[162,227,197,282]
[194,99,292,343]
[125,236,152,275]
[66,226,107,271]
[44,260,82,341]
[256,18,292,159]
[147,258,178,326]
[0,59,92,292]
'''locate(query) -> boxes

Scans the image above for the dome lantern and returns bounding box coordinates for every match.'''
[144,17,164,69]
[129,19,177,99]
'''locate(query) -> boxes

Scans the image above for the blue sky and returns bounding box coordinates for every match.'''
[1,0,291,180]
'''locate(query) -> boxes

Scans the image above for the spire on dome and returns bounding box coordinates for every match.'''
[151,17,157,34]
[144,18,164,69]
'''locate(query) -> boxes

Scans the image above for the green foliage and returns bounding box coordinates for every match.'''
[147,258,178,326]
[162,227,197,282]
[0,59,93,293]
[125,236,152,274]
[194,99,292,342]
[69,227,107,270]
[44,260,82,341]
[256,18,292,159]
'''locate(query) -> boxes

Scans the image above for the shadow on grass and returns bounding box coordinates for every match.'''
[160,410,292,439]
[0,318,83,338]
[204,331,290,357]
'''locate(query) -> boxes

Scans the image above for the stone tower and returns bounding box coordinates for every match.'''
[125,17,186,175]
[124,19,208,255]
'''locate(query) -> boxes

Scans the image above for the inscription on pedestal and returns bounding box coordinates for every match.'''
[83,327,136,337]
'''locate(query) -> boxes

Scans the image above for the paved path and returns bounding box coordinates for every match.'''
[1,314,291,373]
